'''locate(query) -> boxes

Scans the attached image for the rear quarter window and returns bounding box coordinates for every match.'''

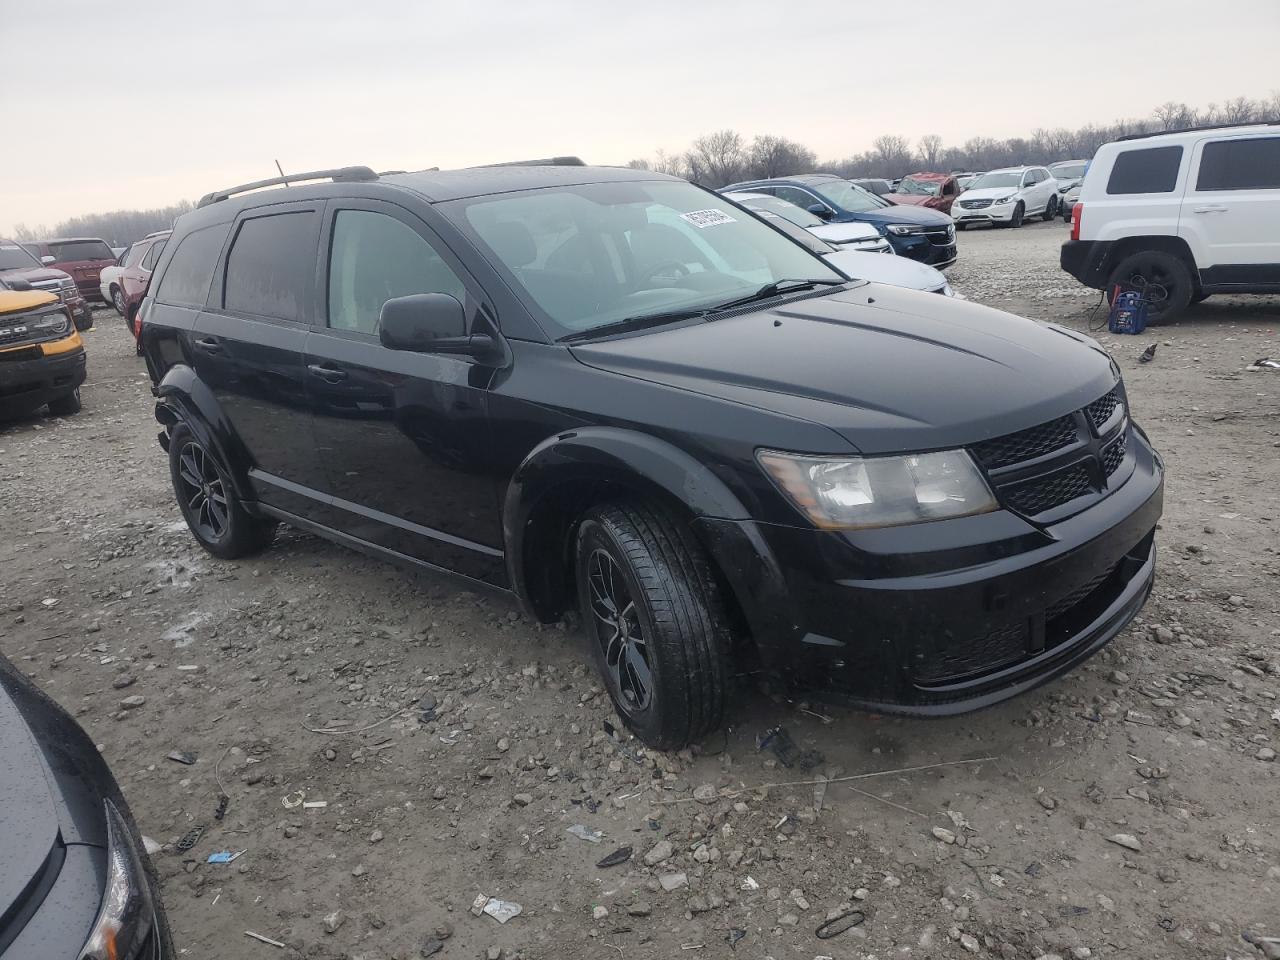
[1105,146,1183,195]
[222,212,317,321]
[1196,137,1280,191]
[155,225,229,307]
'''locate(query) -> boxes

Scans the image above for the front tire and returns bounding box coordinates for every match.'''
[1107,250,1193,324]
[1008,202,1025,228]
[47,388,81,416]
[575,502,728,750]
[168,423,276,559]
[1043,195,1058,221]
[111,286,125,316]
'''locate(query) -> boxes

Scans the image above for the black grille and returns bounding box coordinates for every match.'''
[1086,389,1121,430]
[971,415,1078,470]
[916,622,1026,684]
[925,225,956,244]
[1102,433,1126,476]
[1045,564,1115,620]
[1003,463,1093,515]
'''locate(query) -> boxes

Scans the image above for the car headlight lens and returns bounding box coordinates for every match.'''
[30,309,71,336]
[79,800,154,960]
[993,196,1012,204]
[885,224,924,236]
[758,448,997,530]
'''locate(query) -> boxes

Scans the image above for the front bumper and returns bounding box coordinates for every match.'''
[954,201,1019,225]
[699,428,1163,714]
[0,344,87,416]
[887,229,957,268]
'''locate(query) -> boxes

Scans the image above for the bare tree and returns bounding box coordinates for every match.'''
[871,135,914,177]
[748,135,816,179]
[1219,95,1257,124]
[686,129,747,187]
[916,134,943,170]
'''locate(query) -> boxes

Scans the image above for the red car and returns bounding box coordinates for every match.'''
[887,173,962,215]
[0,240,95,330]
[118,231,170,345]
[23,237,117,303]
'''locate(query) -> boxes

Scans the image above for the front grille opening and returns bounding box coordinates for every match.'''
[971,415,1078,470]
[915,622,1026,685]
[1086,389,1121,430]
[1003,463,1093,515]
[1101,433,1127,476]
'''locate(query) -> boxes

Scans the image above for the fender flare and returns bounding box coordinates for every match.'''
[153,364,254,501]
[501,427,792,650]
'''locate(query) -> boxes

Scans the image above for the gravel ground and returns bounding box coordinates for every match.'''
[3,219,1279,960]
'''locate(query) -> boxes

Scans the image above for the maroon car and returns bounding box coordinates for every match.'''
[118,231,170,345]
[23,237,117,303]
[888,173,961,215]
[0,240,95,330]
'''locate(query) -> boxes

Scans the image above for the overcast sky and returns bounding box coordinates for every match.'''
[2,0,1277,234]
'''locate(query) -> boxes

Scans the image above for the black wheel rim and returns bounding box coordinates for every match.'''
[1124,262,1174,307]
[587,549,653,712]
[176,441,229,541]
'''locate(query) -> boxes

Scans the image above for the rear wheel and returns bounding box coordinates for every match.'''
[1043,195,1058,221]
[1008,202,1025,228]
[111,286,125,316]
[575,501,728,750]
[168,423,276,559]
[47,388,81,416]
[1107,250,1193,324]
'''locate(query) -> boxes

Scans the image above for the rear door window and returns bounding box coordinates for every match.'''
[1196,136,1280,191]
[155,225,229,307]
[1106,146,1183,194]
[124,242,150,267]
[222,211,318,322]
[141,239,167,270]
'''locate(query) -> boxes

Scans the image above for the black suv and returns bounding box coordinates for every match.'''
[142,162,1163,749]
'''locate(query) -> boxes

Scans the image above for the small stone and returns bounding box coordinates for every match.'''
[627,902,651,917]
[1037,794,1058,811]
[778,912,799,927]
[1107,833,1141,852]
[693,783,717,804]
[592,905,609,920]
[486,948,501,960]
[1108,670,1130,684]
[512,793,533,806]
[644,840,674,866]
[421,936,444,957]
[960,932,980,952]
[322,910,345,933]
[323,748,337,761]
[119,695,145,710]
[432,785,447,800]
[369,829,384,843]
[1072,949,1093,960]
[1256,747,1276,762]
[658,872,688,892]
[111,675,137,690]
[932,826,957,844]
[351,864,367,877]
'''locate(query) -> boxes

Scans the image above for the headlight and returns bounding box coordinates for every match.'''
[79,800,155,960]
[885,224,924,236]
[993,196,1012,204]
[30,309,71,335]
[757,448,997,530]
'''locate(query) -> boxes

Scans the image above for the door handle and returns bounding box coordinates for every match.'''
[1192,205,1228,213]
[192,336,223,353]
[307,363,348,383]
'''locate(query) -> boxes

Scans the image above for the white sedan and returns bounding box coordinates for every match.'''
[726,192,892,254]
[97,246,130,313]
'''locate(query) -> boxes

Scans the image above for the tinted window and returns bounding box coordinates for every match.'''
[774,186,821,210]
[1196,137,1280,191]
[223,212,317,321]
[141,239,167,270]
[328,210,465,335]
[49,239,115,262]
[1106,146,1182,195]
[810,180,890,212]
[124,242,149,267]
[0,243,40,270]
[155,225,228,307]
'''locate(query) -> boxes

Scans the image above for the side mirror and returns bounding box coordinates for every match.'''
[40,255,55,265]
[806,203,833,220]
[378,293,504,364]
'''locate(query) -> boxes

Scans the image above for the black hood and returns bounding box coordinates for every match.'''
[0,659,113,928]
[570,284,1117,455]
[0,266,73,285]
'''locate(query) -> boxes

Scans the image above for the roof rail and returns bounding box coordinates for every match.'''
[476,156,586,168]
[1115,120,1279,142]
[196,166,379,208]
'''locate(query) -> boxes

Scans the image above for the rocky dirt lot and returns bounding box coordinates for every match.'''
[2,220,1279,960]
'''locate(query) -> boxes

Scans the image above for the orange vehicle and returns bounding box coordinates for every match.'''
[0,285,86,417]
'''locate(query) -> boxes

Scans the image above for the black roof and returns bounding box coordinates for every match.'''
[385,163,678,202]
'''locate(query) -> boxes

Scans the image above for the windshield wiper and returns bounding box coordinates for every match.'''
[710,278,846,313]
[558,307,712,344]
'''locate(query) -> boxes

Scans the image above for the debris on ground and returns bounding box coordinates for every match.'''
[595,845,632,868]
[566,824,603,843]
[815,910,865,939]
[757,726,824,770]
[480,898,523,924]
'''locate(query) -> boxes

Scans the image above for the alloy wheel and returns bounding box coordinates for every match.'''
[175,441,229,541]
[112,288,126,316]
[586,548,653,713]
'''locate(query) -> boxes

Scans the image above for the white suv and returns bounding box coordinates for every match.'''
[952,166,1060,229]
[1061,123,1280,322]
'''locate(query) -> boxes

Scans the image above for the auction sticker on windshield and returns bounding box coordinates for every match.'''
[681,209,737,229]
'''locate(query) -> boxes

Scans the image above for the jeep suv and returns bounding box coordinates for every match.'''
[142,162,1163,749]
[1061,123,1280,321]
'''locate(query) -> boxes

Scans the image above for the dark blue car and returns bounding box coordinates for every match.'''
[722,174,957,267]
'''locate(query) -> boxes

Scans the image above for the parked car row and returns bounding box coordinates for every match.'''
[0,240,94,330]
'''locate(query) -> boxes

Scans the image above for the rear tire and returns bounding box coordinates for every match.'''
[1107,250,1193,325]
[575,501,729,750]
[47,388,81,416]
[168,423,276,559]
[111,286,125,316]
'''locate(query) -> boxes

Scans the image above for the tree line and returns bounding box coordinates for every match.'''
[8,201,194,248]
[627,92,1280,187]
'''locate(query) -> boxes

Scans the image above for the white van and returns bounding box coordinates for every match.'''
[1060,123,1280,322]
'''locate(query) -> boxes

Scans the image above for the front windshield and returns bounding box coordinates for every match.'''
[811,180,890,212]
[0,242,40,270]
[735,194,823,228]
[1049,162,1087,181]
[49,239,115,263]
[968,171,1024,190]
[898,176,942,197]
[455,180,841,337]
